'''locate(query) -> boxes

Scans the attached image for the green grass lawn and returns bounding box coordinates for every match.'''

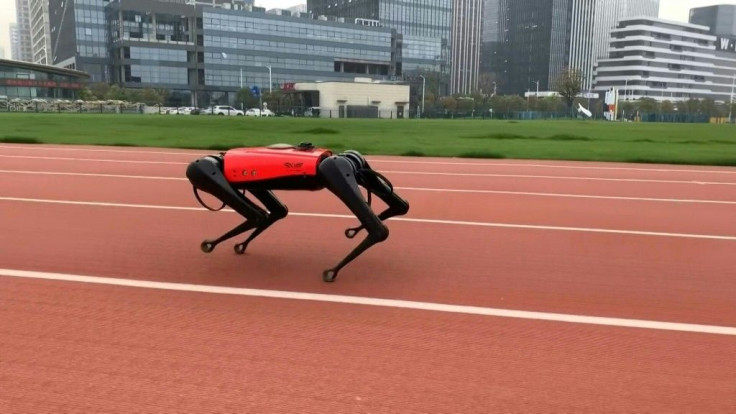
[1,113,735,166]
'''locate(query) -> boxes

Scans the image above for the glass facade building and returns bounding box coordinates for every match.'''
[307,0,452,89]
[100,0,398,107]
[690,5,736,37]
[0,58,90,99]
[15,0,34,63]
[201,7,396,106]
[485,0,659,95]
[48,0,111,82]
[106,0,205,107]
[450,0,483,95]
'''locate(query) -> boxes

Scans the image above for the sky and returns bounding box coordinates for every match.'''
[1,0,735,61]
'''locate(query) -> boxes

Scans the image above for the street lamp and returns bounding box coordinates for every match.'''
[419,74,426,118]
[729,74,735,124]
[259,63,272,94]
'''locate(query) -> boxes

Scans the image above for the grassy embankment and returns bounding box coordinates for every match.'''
[1,113,735,165]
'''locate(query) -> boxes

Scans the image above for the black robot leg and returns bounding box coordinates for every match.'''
[233,189,289,254]
[345,169,410,239]
[186,156,268,253]
[317,156,389,283]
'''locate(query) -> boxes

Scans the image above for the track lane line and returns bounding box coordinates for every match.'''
[2,144,736,175]
[0,155,186,165]
[1,157,734,185]
[2,196,735,241]
[2,169,735,205]
[2,268,735,336]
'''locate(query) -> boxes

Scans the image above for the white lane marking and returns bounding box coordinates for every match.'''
[368,159,736,174]
[2,169,735,205]
[396,186,736,206]
[2,196,735,241]
[0,170,185,181]
[2,144,735,175]
[0,155,187,165]
[1,155,734,185]
[385,170,736,186]
[0,144,202,156]
[1,268,734,336]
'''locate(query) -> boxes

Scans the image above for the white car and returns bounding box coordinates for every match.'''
[245,108,274,117]
[211,105,244,116]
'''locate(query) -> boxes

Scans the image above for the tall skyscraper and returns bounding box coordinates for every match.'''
[450,0,483,95]
[15,0,34,62]
[10,23,21,60]
[483,0,659,95]
[29,0,52,64]
[689,4,736,37]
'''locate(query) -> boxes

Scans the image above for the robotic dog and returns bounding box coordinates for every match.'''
[186,143,409,282]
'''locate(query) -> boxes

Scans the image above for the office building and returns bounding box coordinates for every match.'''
[29,0,52,64]
[592,17,736,103]
[201,5,398,105]
[571,0,660,91]
[48,0,112,82]
[104,0,398,107]
[689,4,736,37]
[450,0,483,95]
[306,0,452,85]
[479,0,505,95]
[10,23,21,61]
[0,58,90,100]
[15,0,33,62]
[484,0,659,95]
[0,47,5,60]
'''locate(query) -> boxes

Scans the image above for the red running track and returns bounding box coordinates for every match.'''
[1,143,736,413]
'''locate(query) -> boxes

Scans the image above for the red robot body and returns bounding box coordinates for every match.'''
[223,144,332,183]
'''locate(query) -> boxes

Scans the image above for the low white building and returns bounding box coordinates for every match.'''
[293,77,410,119]
[593,16,736,102]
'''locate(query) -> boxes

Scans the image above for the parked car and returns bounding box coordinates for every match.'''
[211,105,244,116]
[245,108,275,117]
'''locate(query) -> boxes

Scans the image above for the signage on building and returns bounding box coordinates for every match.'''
[716,37,736,53]
[0,79,84,89]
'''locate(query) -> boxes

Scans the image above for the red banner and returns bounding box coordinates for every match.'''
[0,79,84,89]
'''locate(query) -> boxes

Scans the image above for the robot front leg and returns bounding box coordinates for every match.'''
[317,156,389,283]
[345,170,409,239]
[233,189,288,255]
[186,156,268,253]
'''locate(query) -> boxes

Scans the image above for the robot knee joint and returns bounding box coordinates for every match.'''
[371,224,389,242]
[271,207,288,221]
[397,200,409,216]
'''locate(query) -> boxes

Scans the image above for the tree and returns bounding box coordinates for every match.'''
[660,100,675,113]
[638,98,659,114]
[439,96,457,112]
[477,73,497,97]
[141,88,164,106]
[89,83,111,100]
[236,88,259,109]
[78,87,96,101]
[554,68,583,115]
